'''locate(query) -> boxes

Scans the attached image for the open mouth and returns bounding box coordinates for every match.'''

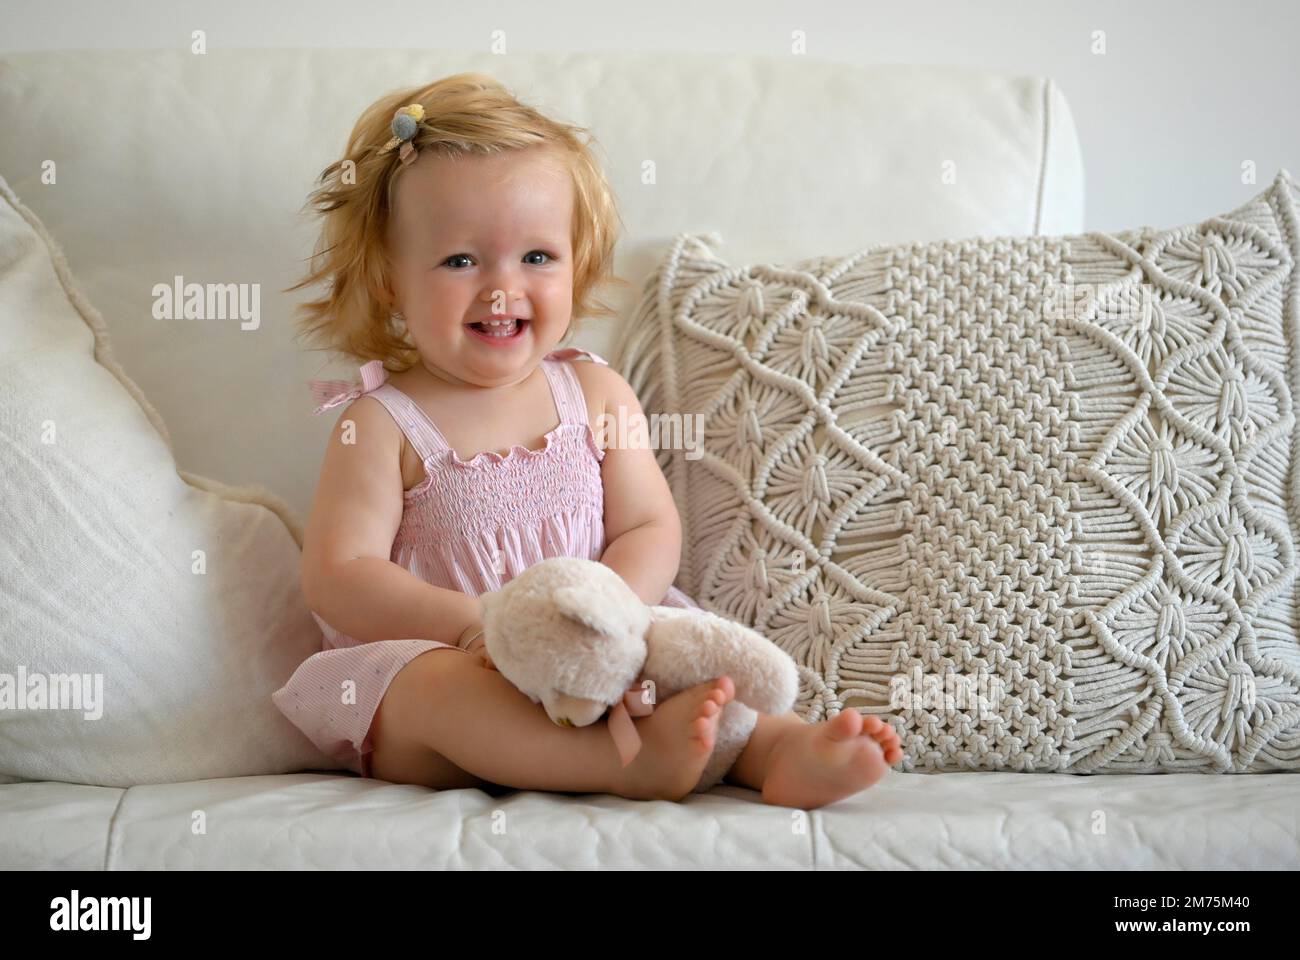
[467,318,528,340]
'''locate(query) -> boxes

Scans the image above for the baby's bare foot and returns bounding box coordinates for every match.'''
[761,709,897,809]
[614,677,735,801]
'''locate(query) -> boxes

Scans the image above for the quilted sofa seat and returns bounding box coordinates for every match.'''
[5,773,1297,870]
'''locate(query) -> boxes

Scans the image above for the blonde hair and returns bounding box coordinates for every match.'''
[286,73,628,371]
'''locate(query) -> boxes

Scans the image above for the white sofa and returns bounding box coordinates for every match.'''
[2,49,1296,870]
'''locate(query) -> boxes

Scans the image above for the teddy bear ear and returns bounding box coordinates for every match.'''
[553,585,630,639]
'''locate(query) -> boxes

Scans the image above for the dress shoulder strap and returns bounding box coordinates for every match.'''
[308,360,447,462]
[366,384,451,463]
[542,348,607,427]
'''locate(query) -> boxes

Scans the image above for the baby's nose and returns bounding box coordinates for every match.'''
[479,288,524,301]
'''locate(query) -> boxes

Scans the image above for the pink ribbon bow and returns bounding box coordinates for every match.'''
[607,679,657,767]
[307,360,388,415]
[545,347,610,366]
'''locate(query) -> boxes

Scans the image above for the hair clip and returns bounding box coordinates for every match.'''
[379,103,425,167]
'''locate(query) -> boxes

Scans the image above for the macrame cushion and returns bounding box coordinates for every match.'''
[617,169,1300,773]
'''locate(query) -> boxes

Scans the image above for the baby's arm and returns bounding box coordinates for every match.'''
[301,395,481,645]
[585,364,684,605]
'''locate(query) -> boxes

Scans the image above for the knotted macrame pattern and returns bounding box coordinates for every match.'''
[616,169,1300,773]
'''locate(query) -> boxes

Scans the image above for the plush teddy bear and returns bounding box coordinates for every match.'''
[478,556,800,793]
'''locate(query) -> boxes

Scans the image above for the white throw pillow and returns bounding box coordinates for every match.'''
[0,173,334,786]
[618,169,1300,773]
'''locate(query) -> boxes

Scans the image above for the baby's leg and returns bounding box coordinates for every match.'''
[370,648,735,801]
[368,660,491,791]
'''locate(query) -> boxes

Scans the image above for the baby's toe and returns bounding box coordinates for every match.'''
[863,717,898,746]
[866,722,903,765]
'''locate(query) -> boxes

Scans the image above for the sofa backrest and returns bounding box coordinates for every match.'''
[0,49,1083,524]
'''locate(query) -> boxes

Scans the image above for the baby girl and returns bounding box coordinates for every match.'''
[272,73,902,808]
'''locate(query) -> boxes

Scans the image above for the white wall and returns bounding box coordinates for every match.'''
[4,0,1297,233]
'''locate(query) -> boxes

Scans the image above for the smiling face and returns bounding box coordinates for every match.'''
[386,146,576,389]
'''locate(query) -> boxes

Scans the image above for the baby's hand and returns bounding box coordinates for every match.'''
[457,617,495,670]
[466,635,496,671]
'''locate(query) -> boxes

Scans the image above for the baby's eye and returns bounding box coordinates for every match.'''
[441,251,555,269]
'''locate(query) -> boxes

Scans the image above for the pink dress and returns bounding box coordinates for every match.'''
[272,348,698,777]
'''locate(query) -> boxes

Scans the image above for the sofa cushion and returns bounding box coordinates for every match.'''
[617,169,1300,773]
[0,172,333,786]
[0,781,124,869]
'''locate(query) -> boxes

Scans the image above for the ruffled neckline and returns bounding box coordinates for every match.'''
[403,421,602,499]
[445,421,569,469]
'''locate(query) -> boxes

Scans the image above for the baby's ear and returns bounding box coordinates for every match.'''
[553,585,630,639]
